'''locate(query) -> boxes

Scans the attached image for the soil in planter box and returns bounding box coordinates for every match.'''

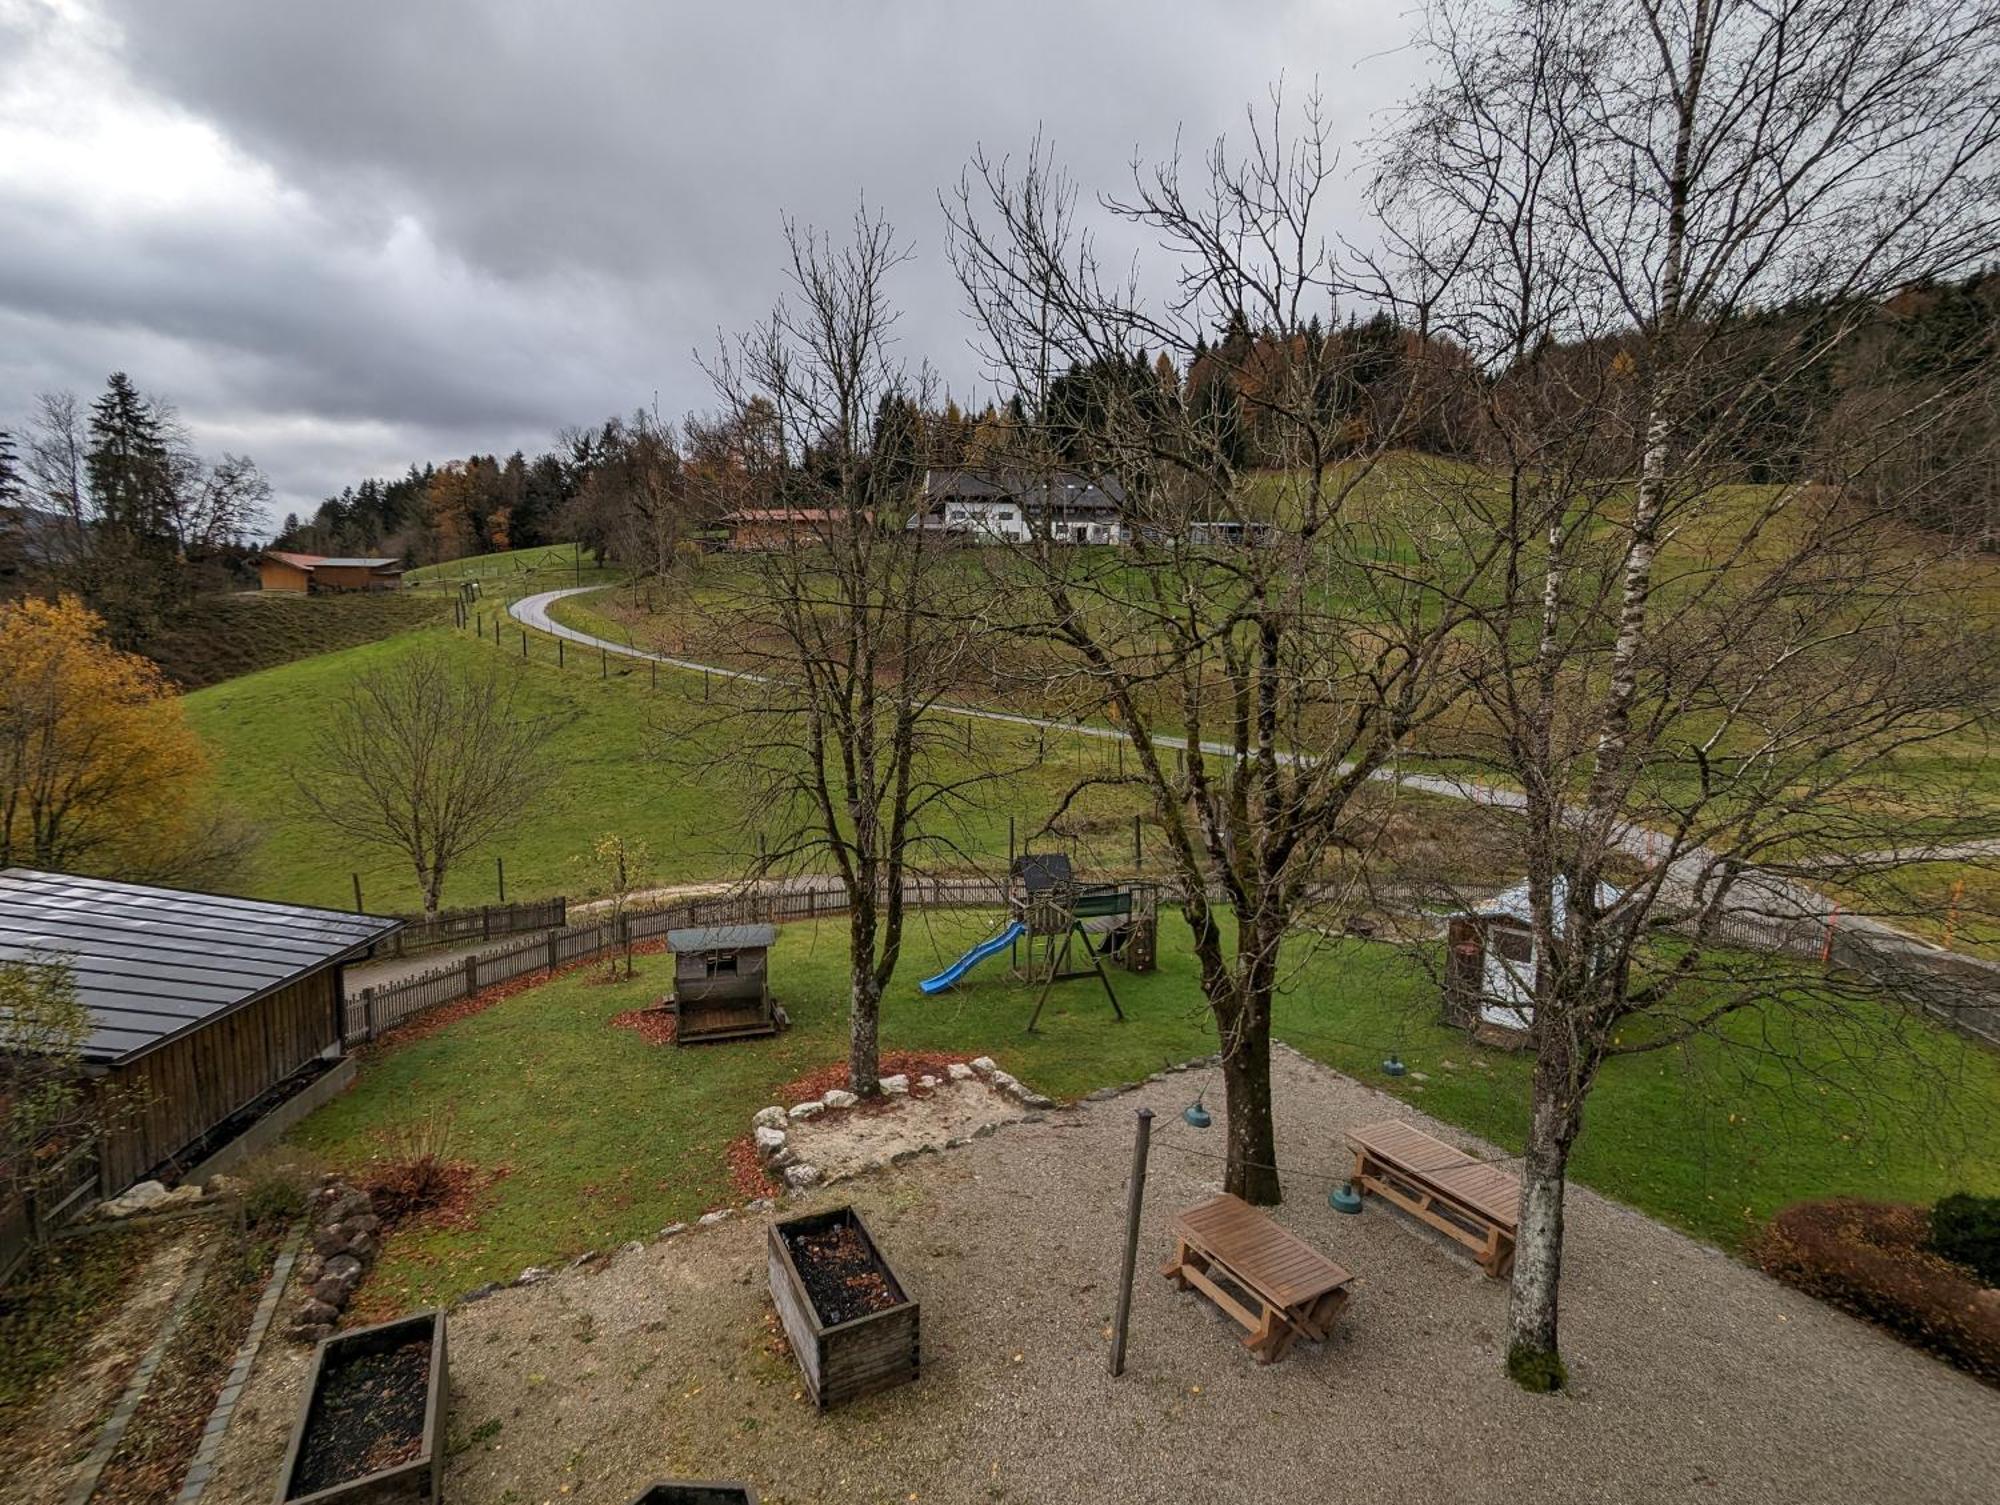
[291,1333,431,1497]
[784,1223,903,1326]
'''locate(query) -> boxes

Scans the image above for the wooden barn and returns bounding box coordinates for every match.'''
[1443,876,1627,1041]
[667,924,783,1044]
[259,551,406,593]
[0,869,399,1196]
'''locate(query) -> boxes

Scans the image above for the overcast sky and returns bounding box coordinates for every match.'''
[0,0,1423,529]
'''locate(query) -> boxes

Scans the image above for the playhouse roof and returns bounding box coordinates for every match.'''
[666,924,778,953]
[1475,876,1624,935]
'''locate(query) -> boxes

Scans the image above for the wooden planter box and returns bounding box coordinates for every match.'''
[626,1485,759,1505]
[278,1310,448,1505]
[767,1207,919,1410]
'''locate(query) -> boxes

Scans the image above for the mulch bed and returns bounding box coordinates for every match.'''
[611,1006,679,1045]
[726,1136,782,1200]
[1757,1199,2000,1385]
[781,1221,904,1326]
[774,1051,964,1110]
[366,940,671,1051]
[290,1333,432,1497]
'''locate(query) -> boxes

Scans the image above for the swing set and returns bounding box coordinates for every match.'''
[1009,853,1159,1031]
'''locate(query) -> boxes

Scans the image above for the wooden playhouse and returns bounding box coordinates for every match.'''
[667,924,785,1044]
[1443,877,1627,1046]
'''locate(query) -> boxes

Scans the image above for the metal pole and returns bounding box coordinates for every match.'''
[497,855,506,903]
[1108,1107,1153,1377]
[558,638,565,669]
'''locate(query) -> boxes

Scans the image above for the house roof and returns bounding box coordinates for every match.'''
[0,869,400,1064]
[666,925,779,953]
[923,468,1126,512]
[260,551,402,571]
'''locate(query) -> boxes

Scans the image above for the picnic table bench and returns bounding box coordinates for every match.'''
[1159,1192,1353,1364]
[1345,1120,1520,1277]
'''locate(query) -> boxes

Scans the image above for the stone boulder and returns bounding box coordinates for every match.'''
[947,1062,976,1082]
[753,1125,788,1157]
[787,1101,826,1121]
[100,1181,170,1219]
[752,1105,789,1130]
[969,1057,998,1077]
[782,1164,823,1189]
[879,1073,910,1096]
[821,1088,859,1110]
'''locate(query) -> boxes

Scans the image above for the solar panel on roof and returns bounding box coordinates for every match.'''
[0,869,401,1065]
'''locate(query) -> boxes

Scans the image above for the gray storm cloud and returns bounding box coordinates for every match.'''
[0,0,1417,525]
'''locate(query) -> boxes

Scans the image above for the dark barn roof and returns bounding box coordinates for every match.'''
[666,924,779,953]
[0,869,400,1064]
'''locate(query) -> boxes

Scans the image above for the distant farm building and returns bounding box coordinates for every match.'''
[717,509,872,551]
[259,551,406,593]
[0,869,398,1243]
[912,468,1130,545]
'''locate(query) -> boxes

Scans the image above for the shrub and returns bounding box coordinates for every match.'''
[364,1110,460,1223]
[1757,1199,2000,1384]
[1929,1193,2000,1288]
[239,1162,312,1229]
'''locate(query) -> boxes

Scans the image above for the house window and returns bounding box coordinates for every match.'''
[705,953,740,978]
[1494,930,1533,964]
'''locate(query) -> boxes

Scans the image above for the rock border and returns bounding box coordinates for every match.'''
[744,1056,1062,1191]
[287,1178,383,1342]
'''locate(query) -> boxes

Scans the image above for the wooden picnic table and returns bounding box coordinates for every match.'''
[1159,1192,1352,1364]
[1345,1120,1520,1277]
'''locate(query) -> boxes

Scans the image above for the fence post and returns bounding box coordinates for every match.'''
[497,855,506,903]
[558,638,565,669]
[602,647,608,679]
[364,987,378,1042]
[483,905,492,940]
[548,931,560,975]
[352,872,364,914]
[464,953,479,995]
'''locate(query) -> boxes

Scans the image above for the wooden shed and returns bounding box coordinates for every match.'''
[0,869,399,1195]
[667,924,782,1044]
[1443,876,1626,1041]
[258,551,406,593]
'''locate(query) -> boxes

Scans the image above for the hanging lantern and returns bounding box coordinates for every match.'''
[1330,1181,1363,1214]
[1382,1053,1407,1078]
[1182,1095,1212,1129]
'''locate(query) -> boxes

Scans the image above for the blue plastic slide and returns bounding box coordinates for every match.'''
[919,921,1026,995]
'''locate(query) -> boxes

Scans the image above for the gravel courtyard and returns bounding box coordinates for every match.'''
[205,1048,2000,1505]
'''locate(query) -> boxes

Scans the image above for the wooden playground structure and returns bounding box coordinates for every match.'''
[1008,854,1158,1031]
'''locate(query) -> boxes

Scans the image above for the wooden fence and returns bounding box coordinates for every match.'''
[370,896,567,959]
[0,1138,102,1288]
[344,877,1010,1044]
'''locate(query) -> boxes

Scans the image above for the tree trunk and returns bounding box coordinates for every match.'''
[849,962,882,1096]
[420,866,444,922]
[1218,990,1281,1205]
[1505,1053,1587,1389]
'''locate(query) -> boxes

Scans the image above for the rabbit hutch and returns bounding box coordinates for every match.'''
[1443,877,1627,1047]
[667,925,785,1044]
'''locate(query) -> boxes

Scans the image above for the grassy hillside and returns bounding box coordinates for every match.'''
[149,590,450,689]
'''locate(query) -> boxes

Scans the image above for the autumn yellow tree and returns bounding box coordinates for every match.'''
[0,594,242,882]
[424,462,477,562]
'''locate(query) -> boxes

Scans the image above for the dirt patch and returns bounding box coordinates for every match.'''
[0,1224,208,1504]
[289,1333,431,1496]
[94,1223,287,1505]
[611,1006,678,1045]
[785,1076,1027,1179]
[781,1221,903,1325]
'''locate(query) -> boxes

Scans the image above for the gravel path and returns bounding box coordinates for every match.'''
[200,1049,1998,1505]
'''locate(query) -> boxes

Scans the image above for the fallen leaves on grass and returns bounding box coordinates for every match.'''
[364,940,671,1051]
[610,1007,677,1045]
[774,1051,963,1110]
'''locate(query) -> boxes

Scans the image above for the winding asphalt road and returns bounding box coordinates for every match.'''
[508,586,1969,961]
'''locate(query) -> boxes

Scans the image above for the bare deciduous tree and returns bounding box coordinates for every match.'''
[299,646,559,919]
[684,208,1017,1095]
[1374,0,2000,1385]
[947,103,1497,1202]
